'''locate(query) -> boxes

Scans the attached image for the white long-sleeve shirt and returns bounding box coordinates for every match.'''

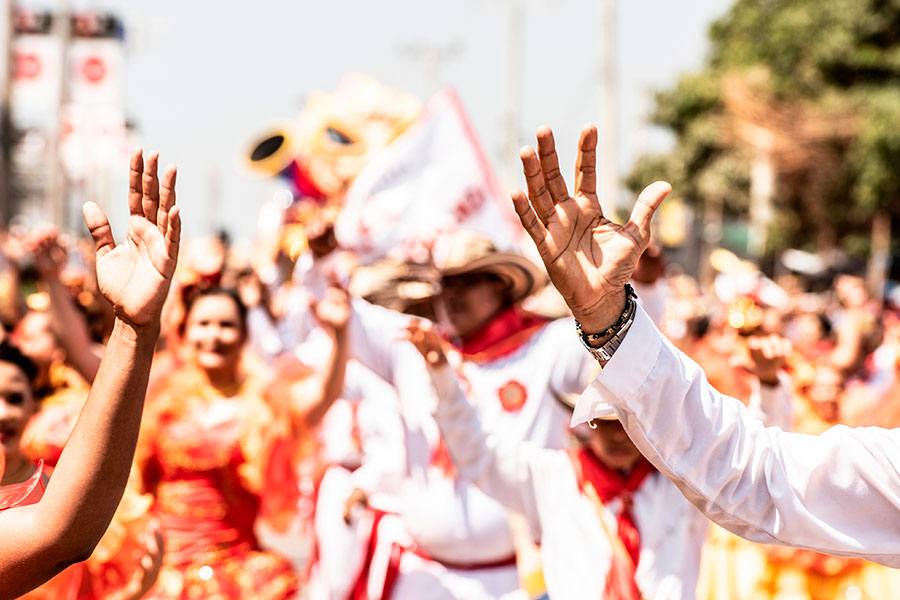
[280,284,596,563]
[429,364,708,599]
[577,305,900,567]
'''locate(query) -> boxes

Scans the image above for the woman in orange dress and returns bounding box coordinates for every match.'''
[140,284,349,599]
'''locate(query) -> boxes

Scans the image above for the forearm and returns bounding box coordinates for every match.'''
[579,307,900,564]
[43,276,101,382]
[346,298,413,384]
[39,319,157,559]
[430,365,539,519]
[297,330,349,429]
[0,319,157,597]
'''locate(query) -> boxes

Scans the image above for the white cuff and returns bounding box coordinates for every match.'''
[573,305,664,426]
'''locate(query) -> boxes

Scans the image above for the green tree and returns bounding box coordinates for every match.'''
[629,0,900,276]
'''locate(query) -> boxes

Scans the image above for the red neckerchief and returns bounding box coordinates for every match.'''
[454,306,547,364]
[575,448,655,599]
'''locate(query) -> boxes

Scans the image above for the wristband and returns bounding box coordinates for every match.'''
[576,285,637,363]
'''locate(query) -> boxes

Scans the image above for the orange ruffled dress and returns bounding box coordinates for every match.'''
[139,367,299,599]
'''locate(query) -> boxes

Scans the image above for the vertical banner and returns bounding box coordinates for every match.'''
[335,88,520,263]
[60,37,128,181]
[67,37,124,108]
[10,33,62,128]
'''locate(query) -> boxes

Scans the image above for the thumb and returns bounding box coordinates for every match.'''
[628,181,671,241]
[83,202,116,257]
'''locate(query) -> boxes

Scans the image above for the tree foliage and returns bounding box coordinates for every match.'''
[628,0,900,256]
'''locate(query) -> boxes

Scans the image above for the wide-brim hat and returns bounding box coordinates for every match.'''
[432,231,546,304]
[350,258,441,312]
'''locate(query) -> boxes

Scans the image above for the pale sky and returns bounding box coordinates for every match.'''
[68,0,731,239]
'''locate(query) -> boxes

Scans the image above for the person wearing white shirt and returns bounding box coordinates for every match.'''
[405,319,793,600]
[281,231,598,599]
[305,360,408,600]
[510,123,900,568]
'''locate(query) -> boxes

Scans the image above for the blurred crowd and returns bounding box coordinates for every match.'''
[0,202,897,599]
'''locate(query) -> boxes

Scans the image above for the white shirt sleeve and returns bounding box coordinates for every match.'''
[546,318,601,395]
[576,306,900,567]
[429,364,543,534]
[285,292,415,386]
[281,254,414,384]
[344,298,415,385]
[346,365,407,497]
[747,375,793,430]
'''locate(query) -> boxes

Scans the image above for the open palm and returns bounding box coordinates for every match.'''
[84,150,181,328]
[512,125,671,332]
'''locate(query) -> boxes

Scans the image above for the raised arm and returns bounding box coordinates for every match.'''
[511,124,900,567]
[405,322,542,531]
[582,308,900,566]
[29,227,102,383]
[0,150,181,596]
[285,284,350,430]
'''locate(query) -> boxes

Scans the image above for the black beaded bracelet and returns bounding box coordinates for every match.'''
[575,284,638,341]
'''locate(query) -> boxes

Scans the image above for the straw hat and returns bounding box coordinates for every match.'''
[432,231,546,303]
[349,258,441,313]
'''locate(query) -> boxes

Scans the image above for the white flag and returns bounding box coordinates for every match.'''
[335,88,519,263]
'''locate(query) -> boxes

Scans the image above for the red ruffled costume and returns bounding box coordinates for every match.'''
[139,366,299,599]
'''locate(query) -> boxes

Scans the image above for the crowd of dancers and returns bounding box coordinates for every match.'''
[0,125,898,600]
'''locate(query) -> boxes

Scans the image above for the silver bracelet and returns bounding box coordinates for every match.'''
[576,288,637,363]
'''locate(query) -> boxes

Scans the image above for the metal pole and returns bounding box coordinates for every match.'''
[47,0,70,229]
[501,0,525,188]
[599,0,619,210]
[0,0,13,226]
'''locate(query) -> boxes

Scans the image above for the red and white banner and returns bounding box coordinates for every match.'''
[335,88,520,263]
[10,34,63,128]
[68,38,124,108]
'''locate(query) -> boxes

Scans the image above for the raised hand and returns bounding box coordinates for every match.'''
[311,283,351,336]
[84,149,180,330]
[747,334,792,386]
[405,319,448,368]
[28,226,67,280]
[512,124,671,332]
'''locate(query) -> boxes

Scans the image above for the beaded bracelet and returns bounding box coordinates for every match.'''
[575,283,638,342]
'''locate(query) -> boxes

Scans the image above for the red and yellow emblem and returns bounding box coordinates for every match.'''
[498,380,528,412]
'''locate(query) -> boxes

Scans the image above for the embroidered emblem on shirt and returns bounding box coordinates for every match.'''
[498,380,528,412]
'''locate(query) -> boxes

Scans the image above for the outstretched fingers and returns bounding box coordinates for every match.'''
[574,124,599,202]
[157,165,177,234]
[535,126,569,203]
[511,189,546,246]
[164,206,181,267]
[141,151,161,225]
[519,146,555,224]
[128,149,144,216]
[628,181,672,241]
[83,202,116,257]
